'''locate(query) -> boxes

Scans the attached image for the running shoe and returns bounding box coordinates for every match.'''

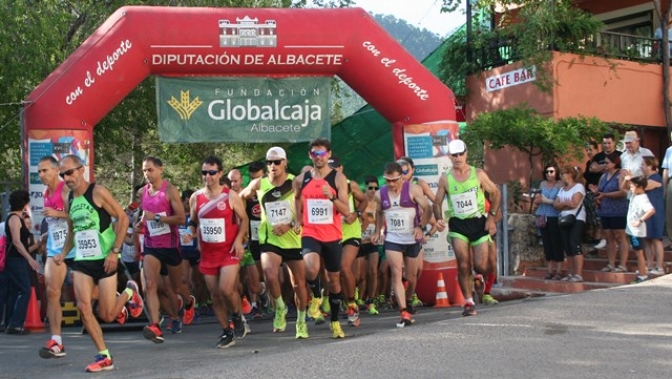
[85,354,114,373]
[39,339,66,359]
[330,321,345,339]
[367,303,379,315]
[183,295,196,325]
[649,267,665,276]
[232,314,248,339]
[273,305,288,333]
[169,318,183,334]
[462,302,477,317]
[320,296,331,314]
[242,296,252,315]
[396,310,415,328]
[143,324,165,343]
[126,280,145,318]
[347,304,360,327]
[406,302,417,315]
[259,288,271,310]
[295,320,309,339]
[631,276,648,284]
[249,306,264,319]
[308,296,323,319]
[410,293,423,308]
[215,329,235,349]
[116,306,128,325]
[482,294,499,305]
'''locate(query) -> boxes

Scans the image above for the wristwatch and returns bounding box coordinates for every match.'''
[489,210,497,217]
[154,214,161,222]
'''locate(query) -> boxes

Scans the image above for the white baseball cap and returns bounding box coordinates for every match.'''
[266,147,287,160]
[448,139,467,154]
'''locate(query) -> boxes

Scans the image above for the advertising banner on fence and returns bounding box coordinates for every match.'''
[403,122,460,270]
[156,76,331,143]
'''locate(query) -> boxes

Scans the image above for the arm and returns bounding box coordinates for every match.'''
[228,190,249,259]
[292,174,304,231]
[239,178,261,201]
[330,173,353,215]
[433,173,448,231]
[94,185,130,273]
[371,192,384,245]
[411,183,432,241]
[477,169,501,235]
[42,186,71,219]
[344,180,367,225]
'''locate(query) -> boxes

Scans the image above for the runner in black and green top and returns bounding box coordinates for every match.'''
[433,140,501,318]
[54,154,144,373]
[240,147,309,339]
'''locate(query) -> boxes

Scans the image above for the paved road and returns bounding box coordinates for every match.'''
[1,275,671,379]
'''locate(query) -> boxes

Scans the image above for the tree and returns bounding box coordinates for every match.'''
[461,105,612,188]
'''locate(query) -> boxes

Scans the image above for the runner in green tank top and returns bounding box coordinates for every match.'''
[54,155,144,373]
[240,147,310,339]
[433,140,501,318]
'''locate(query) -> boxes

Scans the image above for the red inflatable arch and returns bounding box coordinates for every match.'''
[23,6,455,175]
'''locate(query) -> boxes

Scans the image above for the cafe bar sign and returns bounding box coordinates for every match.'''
[485,66,536,92]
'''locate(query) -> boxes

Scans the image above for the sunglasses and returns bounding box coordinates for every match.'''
[451,152,465,157]
[384,176,401,183]
[401,169,410,175]
[367,186,379,190]
[59,166,83,178]
[201,170,220,176]
[309,150,328,158]
[545,170,555,174]
[266,159,283,166]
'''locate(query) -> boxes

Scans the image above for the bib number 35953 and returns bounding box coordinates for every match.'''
[75,230,103,259]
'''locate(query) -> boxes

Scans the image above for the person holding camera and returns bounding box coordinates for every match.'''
[534,165,564,280]
[554,165,586,282]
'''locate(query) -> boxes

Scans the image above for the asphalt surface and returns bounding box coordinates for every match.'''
[1,275,672,379]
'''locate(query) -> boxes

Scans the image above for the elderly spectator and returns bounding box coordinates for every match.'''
[621,130,654,178]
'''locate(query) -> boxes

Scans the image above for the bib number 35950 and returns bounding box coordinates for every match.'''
[200,218,226,243]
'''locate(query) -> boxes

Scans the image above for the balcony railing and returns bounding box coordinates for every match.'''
[472,31,663,71]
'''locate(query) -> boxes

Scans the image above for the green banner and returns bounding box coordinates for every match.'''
[156,77,331,143]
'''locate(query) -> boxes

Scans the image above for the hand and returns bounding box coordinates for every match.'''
[42,207,60,218]
[53,253,64,266]
[144,211,156,221]
[272,223,290,236]
[28,258,41,273]
[293,222,302,235]
[233,241,245,259]
[436,219,446,232]
[344,212,358,224]
[588,184,598,193]
[485,218,497,236]
[413,226,423,241]
[633,219,642,227]
[321,185,334,199]
[182,232,194,244]
[103,253,118,274]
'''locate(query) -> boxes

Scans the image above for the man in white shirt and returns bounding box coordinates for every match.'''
[620,131,654,178]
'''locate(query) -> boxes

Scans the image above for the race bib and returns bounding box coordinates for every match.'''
[250,220,261,241]
[385,210,414,234]
[75,230,103,259]
[147,212,170,237]
[307,199,333,224]
[200,218,226,243]
[451,191,478,216]
[49,219,69,250]
[266,200,292,225]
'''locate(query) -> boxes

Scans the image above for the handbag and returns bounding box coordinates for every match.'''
[535,215,547,228]
[558,203,583,228]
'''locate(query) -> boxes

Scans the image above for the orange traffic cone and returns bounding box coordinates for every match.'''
[242,296,252,315]
[25,287,45,332]
[434,273,450,308]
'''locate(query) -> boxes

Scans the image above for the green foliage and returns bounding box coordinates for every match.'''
[439,0,605,93]
[461,104,612,186]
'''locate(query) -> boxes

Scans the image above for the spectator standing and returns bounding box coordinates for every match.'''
[583,141,604,248]
[534,165,564,279]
